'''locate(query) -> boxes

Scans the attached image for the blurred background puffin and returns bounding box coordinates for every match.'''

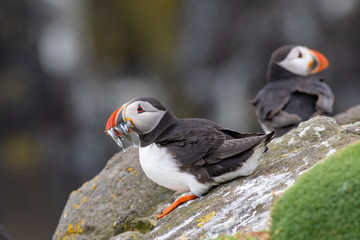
[252,45,334,137]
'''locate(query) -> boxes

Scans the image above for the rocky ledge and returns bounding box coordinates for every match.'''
[53,116,360,240]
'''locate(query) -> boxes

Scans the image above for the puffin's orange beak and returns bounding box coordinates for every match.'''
[105,106,124,135]
[105,104,133,151]
[308,49,329,74]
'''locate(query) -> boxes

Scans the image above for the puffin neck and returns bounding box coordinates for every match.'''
[267,63,297,82]
[139,111,178,147]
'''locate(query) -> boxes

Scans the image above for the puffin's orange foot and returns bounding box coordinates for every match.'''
[158,194,197,219]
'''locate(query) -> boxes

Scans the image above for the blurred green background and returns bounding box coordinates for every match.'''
[0,0,359,239]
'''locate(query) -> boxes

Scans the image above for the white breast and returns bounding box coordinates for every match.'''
[138,143,211,196]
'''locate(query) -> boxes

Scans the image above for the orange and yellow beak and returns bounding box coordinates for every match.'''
[105,104,133,151]
[308,49,329,74]
[105,106,125,134]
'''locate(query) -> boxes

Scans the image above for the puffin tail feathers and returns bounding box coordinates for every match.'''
[265,131,276,144]
[262,131,276,153]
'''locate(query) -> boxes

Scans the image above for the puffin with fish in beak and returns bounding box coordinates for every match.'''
[105,97,274,219]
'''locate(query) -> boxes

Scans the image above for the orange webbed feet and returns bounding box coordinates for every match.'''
[157,194,197,219]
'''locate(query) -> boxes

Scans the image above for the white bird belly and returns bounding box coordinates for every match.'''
[138,143,210,196]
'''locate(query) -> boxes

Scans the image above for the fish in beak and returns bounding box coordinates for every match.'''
[308,49,329,74]
[105,104,134,151]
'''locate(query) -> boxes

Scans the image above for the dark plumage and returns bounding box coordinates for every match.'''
[252,45,334,137]
[106,96,274,218]
[139,111,274,183]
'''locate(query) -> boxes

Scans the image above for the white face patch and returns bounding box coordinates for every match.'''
[124,100,166,134]
[277,46,313,76]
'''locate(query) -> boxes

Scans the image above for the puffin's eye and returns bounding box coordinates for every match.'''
[137,104,144,113]
[298,52,303,58]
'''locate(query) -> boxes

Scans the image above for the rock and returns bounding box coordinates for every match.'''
[52,148,173,240]
[334,104,360,125]
[53,116,360,240]
[109,231,145,240]
[341,121,360,135]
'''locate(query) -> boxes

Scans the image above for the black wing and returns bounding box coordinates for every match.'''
[296,77,334,114]
[252,77,334,132]
[157,118,268,166]
[157,118,225,165]
[252,81,299,131]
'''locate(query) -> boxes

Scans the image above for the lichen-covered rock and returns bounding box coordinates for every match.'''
[341,121,360,135]
[53,116,360,240]
[52,147,173,240]
[109,231,145,240]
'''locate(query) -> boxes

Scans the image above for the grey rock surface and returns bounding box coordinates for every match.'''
[109,231,145,240]
[334,104,360,125]
[53,116,360,240]
[52,148,173,240]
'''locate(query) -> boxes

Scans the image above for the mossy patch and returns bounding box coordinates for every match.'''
[271,140,360,240]
[113,210,156,235]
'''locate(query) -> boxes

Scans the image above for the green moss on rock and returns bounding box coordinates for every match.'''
[271,140,360,240]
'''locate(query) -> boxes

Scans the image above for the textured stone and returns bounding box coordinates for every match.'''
[53,116,360,240]
[52,148,173,240]
[109,231,145,240]
[334,104,360,125]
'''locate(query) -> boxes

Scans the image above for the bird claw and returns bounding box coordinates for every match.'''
[157,211,166,220]
[157,194,197,220]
